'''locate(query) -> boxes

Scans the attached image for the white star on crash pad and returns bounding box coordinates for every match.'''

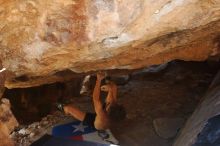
[72,122,87,133]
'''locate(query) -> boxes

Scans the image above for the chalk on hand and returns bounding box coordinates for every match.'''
[0,68,6,73]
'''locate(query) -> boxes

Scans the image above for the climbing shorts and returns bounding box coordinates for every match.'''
[83,112,96,128]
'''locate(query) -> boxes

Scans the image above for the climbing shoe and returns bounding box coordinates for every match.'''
[55,102,65,112]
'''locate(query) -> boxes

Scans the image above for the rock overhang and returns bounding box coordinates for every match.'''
[0,0,219,88]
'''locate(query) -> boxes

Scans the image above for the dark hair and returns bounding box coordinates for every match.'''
[108,104,126,122]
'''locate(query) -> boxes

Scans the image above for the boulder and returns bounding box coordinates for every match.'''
[0,0,219,88]
[0,98,19,146]
[174,71,220,146]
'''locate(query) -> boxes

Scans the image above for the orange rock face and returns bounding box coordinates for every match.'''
[0,0,219,88]
[0,98,18,146]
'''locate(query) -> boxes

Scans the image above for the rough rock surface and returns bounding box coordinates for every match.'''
[0,98,18,146]
[0,0,220,88]
[10,112,70,146]
[174,70,220,146]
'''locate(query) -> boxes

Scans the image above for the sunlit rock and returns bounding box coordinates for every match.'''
[0,0,219,88]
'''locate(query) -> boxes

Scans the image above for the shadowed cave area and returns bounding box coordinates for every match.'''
[4,60,220,146]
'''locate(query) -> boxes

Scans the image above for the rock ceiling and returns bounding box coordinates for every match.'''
[0,0,219,88]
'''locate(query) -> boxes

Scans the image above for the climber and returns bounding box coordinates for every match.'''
[56,72,126,130]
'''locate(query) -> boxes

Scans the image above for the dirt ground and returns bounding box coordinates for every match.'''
[9,61,219,146]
